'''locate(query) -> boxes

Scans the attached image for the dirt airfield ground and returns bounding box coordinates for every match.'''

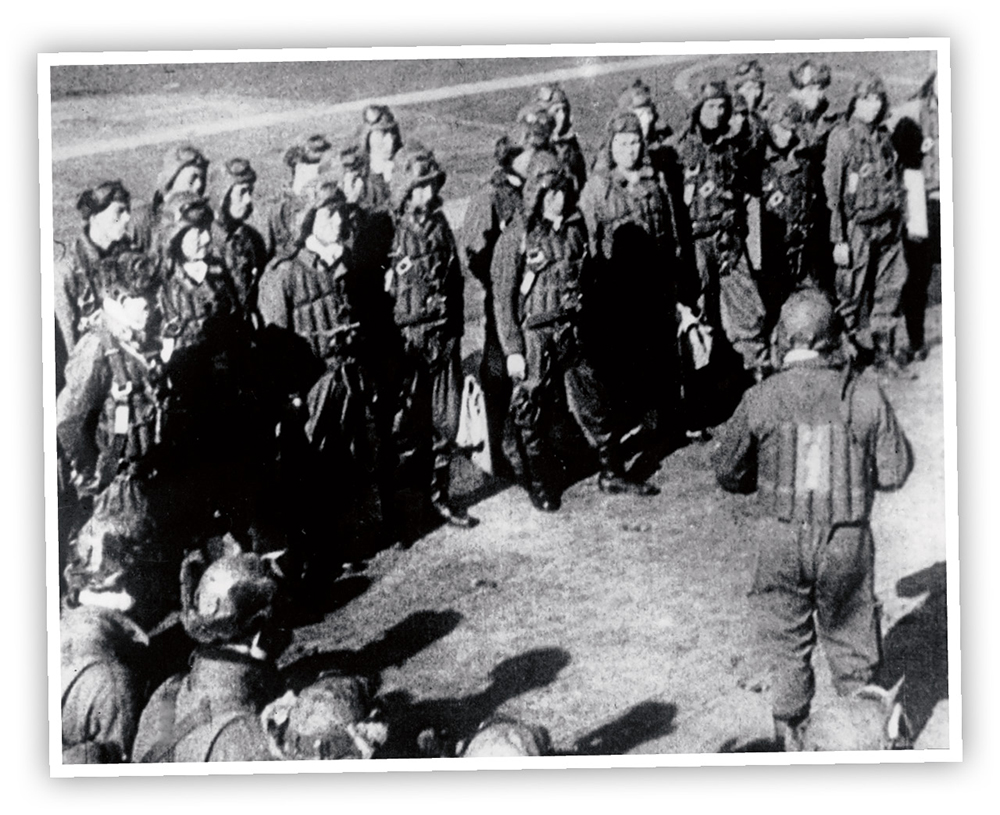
[46,48,952,758]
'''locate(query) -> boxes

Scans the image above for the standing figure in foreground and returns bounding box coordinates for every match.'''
[386,143,475,528]
[131,551,285,763]
[493,151,658,511]
[712,290,911,751]
[823,73,910,375]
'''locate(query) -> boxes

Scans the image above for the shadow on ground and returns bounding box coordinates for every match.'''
[279,608,464,692]
[375,646,572,757]
[877,560,949,740]
[568,700,678,755]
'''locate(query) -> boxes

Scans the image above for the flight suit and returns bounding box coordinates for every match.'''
[824,118,908,351]
[492,211,614,495]
[677,126,768,373]
[712,357,912,723]
[387,209,466,500]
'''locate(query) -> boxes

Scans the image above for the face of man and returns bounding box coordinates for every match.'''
[120,295,151,333]
[408,182,435,219]
[179,227,211,262]
[550,104,570,136]
[770,121,795,151]
[610,132,642,171]
[89,201,131,247]
[541,187,566,224]
[343,170,365,204]
[292,162,320,195]
[699,98,727,132]
[312,206,345,246]
[171,165,206,196]
[738,80,764,111]
[853,93,884,124]
[227,182,253,222]
[793,84,825,113]
[633,105,655,139]
[368,129,397,165]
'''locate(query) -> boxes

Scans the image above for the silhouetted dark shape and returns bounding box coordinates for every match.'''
[376,646,572,757]
[571,700,677,755]
[279,609,464,693]
[877,561,949,740]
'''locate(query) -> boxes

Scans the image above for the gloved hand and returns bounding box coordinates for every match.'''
[506,353,526,382]
[833,242,851,267]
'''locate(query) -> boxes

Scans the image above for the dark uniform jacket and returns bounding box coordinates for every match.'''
[258,245,364,367]
[824,118,906,243]
[387,210,465,340]
[762,145,818,248]
[492,212,588,358]
[61,605,149,763]
[676,127,748,239]
[54,232,132,349]
[550,132,588,194]
[712,356,912,525]
[213,215,269,315]
[579,165,672,261]
[56,325,168,487]
[158,260,242,353]
[131,648,280,763]
[461,168,523,286]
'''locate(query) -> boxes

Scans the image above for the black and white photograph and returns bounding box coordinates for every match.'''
[39,38,958,776]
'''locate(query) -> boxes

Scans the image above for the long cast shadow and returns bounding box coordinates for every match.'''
[375,646,572,757]
[569,700,678,756]
[279,608,464,693]
[876,560,950,740]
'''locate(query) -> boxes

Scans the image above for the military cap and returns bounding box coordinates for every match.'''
[516,101,556,148]
[62,474,165,606]
[338,144,367,174]
[766,97,806,130]
[777,288,840,352]
[293,176,349,244]
[362,104,398,131]
[852,72,888,100]
[698,79,732,103]
[222,157,257,187]
[537,83,570,108]
[284,134,333,169]
[390,141,447,212]
[606,109,645,139]
[460,717,551,758]
[180,550,280,647]
[733,59,765,86]
[76,180,131,221]
[156,144,209,195]
[789,59,832,90]
[523,149,571,218]
[617,78,655,111]
[493,133,524,173]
